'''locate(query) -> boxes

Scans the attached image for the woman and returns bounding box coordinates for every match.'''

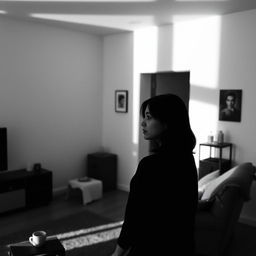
[111,94,198,256]
[219,92,240,121]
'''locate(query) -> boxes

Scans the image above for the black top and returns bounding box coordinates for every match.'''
[117,151,198,255]
[219,108,240,122]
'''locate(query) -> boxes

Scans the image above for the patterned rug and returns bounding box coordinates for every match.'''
[0,210,123,256]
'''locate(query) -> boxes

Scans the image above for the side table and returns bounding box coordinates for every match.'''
[67,177,102,205]
[198,142,233,179]
[9,237,65,256]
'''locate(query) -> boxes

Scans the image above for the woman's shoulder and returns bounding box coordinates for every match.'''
[135,154,164,179]
[140,154,160,163]
[139,153,171,167]
[140,151,195,168]
[137,154,157,169]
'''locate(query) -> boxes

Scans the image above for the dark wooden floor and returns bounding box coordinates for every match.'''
[1,189,256,256]
[0,189,129,239]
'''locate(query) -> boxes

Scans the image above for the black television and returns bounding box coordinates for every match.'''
[0,127,8,171]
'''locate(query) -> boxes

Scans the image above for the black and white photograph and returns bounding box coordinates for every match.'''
[115,90,128,113]
[1,1,256,256]
[219,89,242,122]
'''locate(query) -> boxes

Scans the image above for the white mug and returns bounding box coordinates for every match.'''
[29,231,47,247]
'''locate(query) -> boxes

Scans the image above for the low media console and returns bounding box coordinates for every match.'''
[0,169,52,214]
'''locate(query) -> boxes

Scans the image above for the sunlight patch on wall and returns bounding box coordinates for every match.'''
[172,16,221,88]
[132,27,158,145]
[0,10,7,14]
[189,99,218,165]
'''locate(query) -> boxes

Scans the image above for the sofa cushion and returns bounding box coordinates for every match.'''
[198,170,220,199]
[201,162,254,201]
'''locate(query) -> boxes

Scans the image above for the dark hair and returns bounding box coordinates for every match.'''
[225,91,236,101]
[140,94,196,153]
[119,95,125,100]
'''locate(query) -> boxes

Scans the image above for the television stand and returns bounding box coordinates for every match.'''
[0,169,52,214]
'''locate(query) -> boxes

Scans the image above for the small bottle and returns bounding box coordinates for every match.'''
[217,130,224,143]
[208,131,214,143]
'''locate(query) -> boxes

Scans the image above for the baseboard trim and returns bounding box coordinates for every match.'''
[239,215,256,227]
[53,186,67,198]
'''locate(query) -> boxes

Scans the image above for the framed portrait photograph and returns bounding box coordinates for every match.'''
[219,89,242,122]
[115,90,128,113]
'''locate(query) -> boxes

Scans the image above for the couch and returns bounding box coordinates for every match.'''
[195,162,255,256]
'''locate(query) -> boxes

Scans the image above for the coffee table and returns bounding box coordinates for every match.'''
[9,237,65,256]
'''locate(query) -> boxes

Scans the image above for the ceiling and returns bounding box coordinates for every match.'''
[0,0,256,35]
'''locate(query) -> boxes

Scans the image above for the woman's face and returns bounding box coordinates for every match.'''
[141,106,167,140]
[226,95,235,109]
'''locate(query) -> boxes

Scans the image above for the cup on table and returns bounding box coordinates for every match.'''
[29,231,47,247]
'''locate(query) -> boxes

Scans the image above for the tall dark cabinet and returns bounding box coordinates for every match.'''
[0,127,8,171]
[87,152,117,192]
[26,170,52,207]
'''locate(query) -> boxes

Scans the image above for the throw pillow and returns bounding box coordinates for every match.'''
[201,163,253,201]
[198,170,220,199]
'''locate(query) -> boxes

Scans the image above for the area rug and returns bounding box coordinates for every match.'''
[0,210,123,256]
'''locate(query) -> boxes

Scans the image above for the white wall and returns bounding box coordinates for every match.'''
[102,33,135,191]
[0,16,103,188]
[218,9,256,164]
[102,29,161,191]
[168,10,256,223]
[102,9,256,222]
[218,9,256,224]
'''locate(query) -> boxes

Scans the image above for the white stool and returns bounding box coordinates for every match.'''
[67,177,102,205]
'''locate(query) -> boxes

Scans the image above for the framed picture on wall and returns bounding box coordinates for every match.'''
[115,90,128,113]
[219,89,242,122]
